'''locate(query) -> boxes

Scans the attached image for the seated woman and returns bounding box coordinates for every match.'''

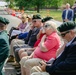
[9,14,30,42]
[16,15,32,39]
[20,21,61,75]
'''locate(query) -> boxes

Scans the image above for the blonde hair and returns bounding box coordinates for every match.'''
[66,3,70,7]
[22,14,27,19]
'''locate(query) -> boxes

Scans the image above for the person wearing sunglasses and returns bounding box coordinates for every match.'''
[31,21,76,75]
[20,21,61,75]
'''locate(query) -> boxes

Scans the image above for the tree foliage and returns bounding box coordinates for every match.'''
[5,0,76,12]
[63,0,75,7]
[15,0,62,12]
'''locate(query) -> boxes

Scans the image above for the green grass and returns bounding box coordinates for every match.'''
[25,9,62,22]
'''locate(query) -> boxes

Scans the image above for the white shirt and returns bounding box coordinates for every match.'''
[65,10,68,19]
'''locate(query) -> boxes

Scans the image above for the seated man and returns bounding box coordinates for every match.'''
[31,21,76,75]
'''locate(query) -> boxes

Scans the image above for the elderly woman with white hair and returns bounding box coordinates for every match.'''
[20,21,61,75]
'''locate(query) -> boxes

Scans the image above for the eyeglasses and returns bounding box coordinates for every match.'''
[61,31,70,37]
[43,24,50,28]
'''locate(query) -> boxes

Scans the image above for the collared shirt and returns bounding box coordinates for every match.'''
[57,37,75,58]
[65,9,68,19]
[66,37,75,47]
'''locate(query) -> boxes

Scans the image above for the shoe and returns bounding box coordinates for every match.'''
[7,55,15,62]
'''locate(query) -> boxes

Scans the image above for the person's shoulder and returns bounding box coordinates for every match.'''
[63,9,66,11]
[69,38,76,48]
[69,9,73,11]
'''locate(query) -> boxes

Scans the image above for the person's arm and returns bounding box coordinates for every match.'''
[56,41,67,58]
[37,29,42,40]
[40,35,48,52]
[24,29,33,44]
[29,52,34,58]
[69,10,74,20]
[27,47,36,51]
[46,44,76,74]
[40,35,58,52]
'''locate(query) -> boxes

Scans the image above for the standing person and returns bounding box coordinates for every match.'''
[72,1,76,22]
[31,21,76,75]
[62,3,74,22]
[0,17,10,75]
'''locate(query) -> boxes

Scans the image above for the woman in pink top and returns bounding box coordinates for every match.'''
[33,31,60,61]
[20,21,61,75]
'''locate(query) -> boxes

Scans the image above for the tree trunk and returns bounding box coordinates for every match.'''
[37,3,40,13]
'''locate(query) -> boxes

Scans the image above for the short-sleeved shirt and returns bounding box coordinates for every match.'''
[33,32,61,61]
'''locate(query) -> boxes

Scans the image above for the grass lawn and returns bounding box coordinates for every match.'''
[25,9,62,22]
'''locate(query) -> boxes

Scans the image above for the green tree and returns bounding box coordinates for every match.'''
[6,0,16,9]
[63,0,75,7]
[6,0,63,12]
[15,0,47,13]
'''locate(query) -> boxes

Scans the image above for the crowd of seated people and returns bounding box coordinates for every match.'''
[7,14,43,64]
[30,21,76,75]
[2,13,76,75]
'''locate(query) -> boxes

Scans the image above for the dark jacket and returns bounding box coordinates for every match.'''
[46,37,76,75]
[62,9,74,21]
[0,31,9,75]
[24,27,41,47]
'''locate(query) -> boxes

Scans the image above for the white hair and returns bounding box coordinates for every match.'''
[45,21,58,32]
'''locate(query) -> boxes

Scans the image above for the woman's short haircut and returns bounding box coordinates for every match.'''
[45,21,58,32]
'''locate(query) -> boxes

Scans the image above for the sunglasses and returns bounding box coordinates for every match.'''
[44,24,50,28]
[61,31,70,37]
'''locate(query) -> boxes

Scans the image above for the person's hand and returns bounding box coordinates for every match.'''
[41,35,46,41]
[64,19,69,22]
[30,25,34,30]
[39,61,47,71]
